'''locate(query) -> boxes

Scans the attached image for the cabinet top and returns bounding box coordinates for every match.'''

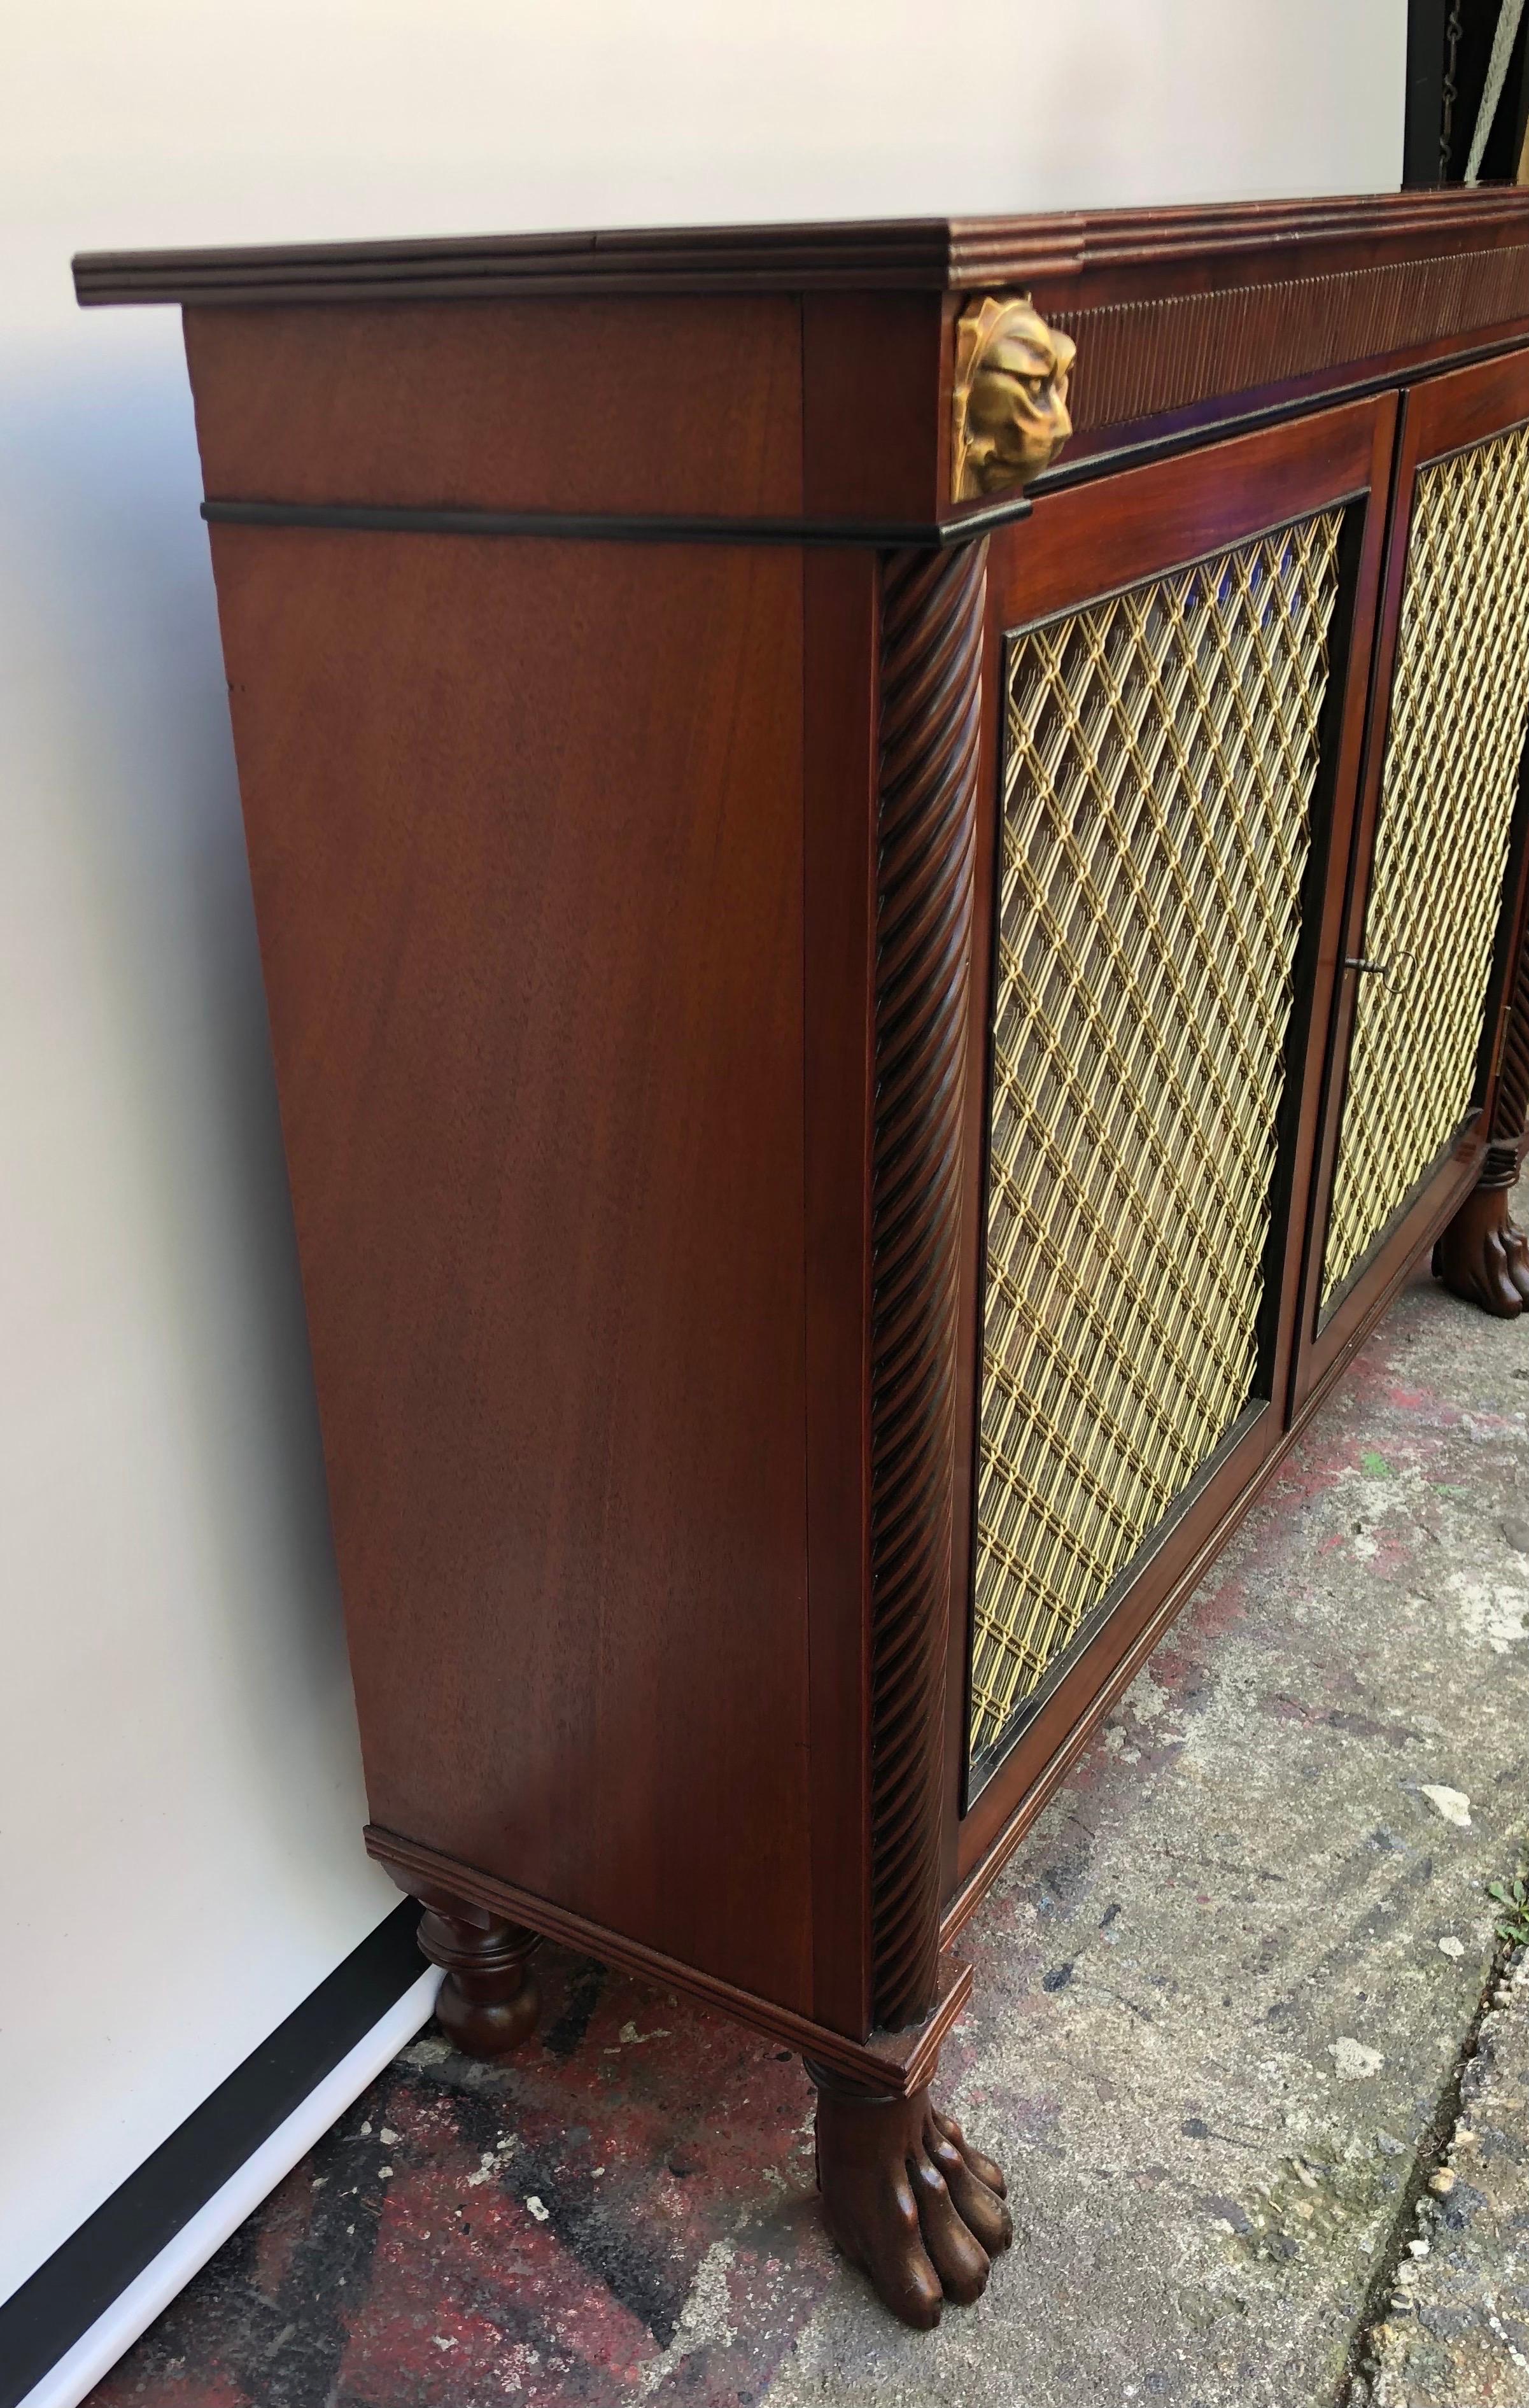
[73,188,1529,311]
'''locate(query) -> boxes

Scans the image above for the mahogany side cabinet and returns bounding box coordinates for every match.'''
[76,189,1529,2328]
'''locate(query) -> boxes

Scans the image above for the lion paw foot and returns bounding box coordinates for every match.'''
[809,2072,1011,2329]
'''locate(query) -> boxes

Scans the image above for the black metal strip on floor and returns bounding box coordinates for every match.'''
[0,1902,427,2408]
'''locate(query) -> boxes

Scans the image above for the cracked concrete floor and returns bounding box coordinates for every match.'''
[90,1243,1529,2408]
[1354,1948,1529,2406]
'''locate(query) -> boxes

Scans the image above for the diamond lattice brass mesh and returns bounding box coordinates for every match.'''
[969,514,1344,1768]
[1321,424,1529,1306]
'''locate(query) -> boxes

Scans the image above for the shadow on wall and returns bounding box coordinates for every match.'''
[0,312,400,2304]
[0,329,352,1853]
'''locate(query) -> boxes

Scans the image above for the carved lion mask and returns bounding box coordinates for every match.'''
[952,297,1076,501]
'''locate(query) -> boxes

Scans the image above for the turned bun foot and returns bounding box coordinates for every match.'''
[1434,1167,1529,1318]
[807,2066,1011,2329]
[416,1903,540,2057]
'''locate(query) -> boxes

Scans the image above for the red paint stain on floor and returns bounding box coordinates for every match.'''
[88,1274,1504,2408]
[89,1954,838,2408]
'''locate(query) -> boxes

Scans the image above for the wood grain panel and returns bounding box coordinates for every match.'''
[801,293,945,526]
[208,525,813,2010]
[989,396,1384,633]
[801,547,878,2039]
[185,295,803,518]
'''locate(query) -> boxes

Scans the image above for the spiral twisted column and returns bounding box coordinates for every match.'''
[1491,913,1529,1155]
[1436,864,1529,1314]
[868,539,988,2031]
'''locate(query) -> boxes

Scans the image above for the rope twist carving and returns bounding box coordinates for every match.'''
[868,541,987,2030]
[1493,919,1529,1150]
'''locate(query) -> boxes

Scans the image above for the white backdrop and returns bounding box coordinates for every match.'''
[0,0,1405,2306]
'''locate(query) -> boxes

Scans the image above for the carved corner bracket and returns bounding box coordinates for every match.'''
[950,293,1076,503]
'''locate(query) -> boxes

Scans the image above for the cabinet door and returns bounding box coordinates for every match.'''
[1296,348,1529,1403]
[951,397,1397,1879]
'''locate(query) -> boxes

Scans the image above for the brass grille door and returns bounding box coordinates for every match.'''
[1320,417,1529,1313]
[968,514,1345,1783]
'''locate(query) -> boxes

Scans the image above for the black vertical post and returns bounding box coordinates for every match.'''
[1404,0,1448,185]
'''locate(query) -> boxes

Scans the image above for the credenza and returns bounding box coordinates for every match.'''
[75,188,1529,2328]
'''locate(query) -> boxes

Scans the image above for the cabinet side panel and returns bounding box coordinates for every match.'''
[208,526,812,2012]
[184,297,805,519]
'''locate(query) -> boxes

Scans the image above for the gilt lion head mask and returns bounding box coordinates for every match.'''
[952,296,1076,502]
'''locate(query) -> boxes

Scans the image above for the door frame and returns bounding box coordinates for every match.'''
[1292,345,1529,1413]
[946,393,1400,1895]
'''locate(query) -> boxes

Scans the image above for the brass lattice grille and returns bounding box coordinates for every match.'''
[1322,423,1529,1306]
[969,514,1344,1770]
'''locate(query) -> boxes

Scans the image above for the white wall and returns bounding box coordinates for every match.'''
[0,0,1404,2309]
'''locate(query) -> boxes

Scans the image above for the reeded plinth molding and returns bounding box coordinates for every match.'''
[868,540,987,2029]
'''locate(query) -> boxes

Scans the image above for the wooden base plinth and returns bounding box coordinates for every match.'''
[370,1826,975,2093]
[805,2059,1011,2329]
[1434,1141,1529,1318]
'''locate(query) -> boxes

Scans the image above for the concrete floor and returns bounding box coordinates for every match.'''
[1355,1952,1529,2405]
[90,1241,1529,2408]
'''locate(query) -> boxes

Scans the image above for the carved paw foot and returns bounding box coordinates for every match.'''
[808,2069,1011,2328]
[418,1905,540,2057]
[1434,1181,1529,1319]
